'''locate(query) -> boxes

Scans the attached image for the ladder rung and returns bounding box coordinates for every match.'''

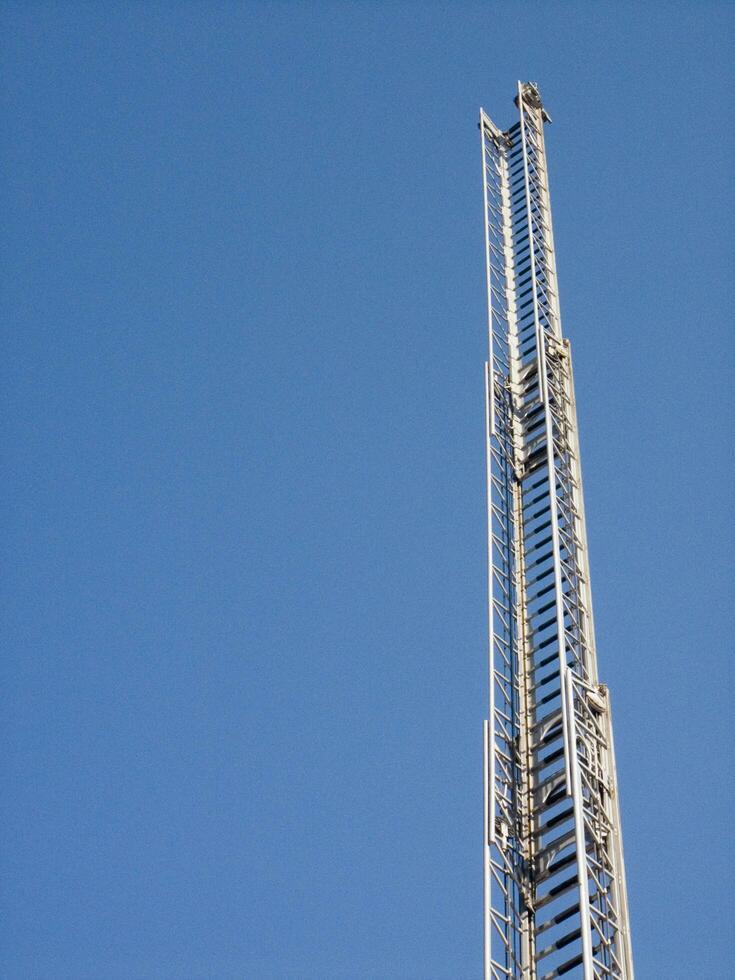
[535,873,578,909]
[535,901,580,935]
[539,951,584,980]
[536,927,582,962]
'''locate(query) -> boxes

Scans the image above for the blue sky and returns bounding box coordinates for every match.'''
[2,3,733,978]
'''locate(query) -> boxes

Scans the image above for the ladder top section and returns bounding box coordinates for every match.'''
[480,81,552,137]
[515,81,552,123]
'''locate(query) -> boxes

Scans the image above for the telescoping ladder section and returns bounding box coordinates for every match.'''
[481,82,633,980]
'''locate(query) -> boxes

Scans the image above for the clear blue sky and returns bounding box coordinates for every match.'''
[2,3,733,978]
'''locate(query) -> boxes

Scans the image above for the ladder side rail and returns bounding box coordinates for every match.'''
[568,354,634,980]
[517,85,593,980]
[481,111,525,979]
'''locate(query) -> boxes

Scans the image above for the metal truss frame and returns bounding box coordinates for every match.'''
[480,82,634,980]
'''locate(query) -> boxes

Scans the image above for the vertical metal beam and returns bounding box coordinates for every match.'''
[602,691,635,977]
[565,668,595,975]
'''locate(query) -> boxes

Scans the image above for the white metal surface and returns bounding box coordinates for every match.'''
[480,82,633,980]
